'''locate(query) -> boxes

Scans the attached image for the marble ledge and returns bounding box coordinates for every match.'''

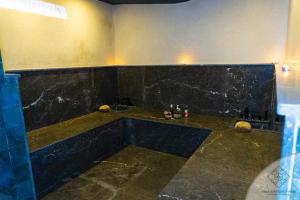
[27,108,233,152]
[27,108,282,200]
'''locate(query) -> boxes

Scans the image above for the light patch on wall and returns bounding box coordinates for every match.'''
[106,56,115,65]
[282,64,290,77]
[0,0,68,19]
[114,57,125,65]
[177,54,194,65]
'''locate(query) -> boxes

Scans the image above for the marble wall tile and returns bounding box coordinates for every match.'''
[11,64,275,131]
[117,67,145,106]
[143,66,229,114]
[10,67,118,131]
[223,66,275,115]
[117,65,276,117]
[93,68,118,105]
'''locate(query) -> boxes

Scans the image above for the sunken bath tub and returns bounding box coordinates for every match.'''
[30,118,211,200]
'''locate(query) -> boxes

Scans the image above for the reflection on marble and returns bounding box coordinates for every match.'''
[158,125,281,200]
[30,119,125,198]
[42,146,187,200]
[118,65,276,117]
[9,68,118,131]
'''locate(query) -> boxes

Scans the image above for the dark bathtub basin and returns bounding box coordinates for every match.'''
[30,118,211,199]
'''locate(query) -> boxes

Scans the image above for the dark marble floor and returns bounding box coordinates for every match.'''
[29,108,281,199]
[41,146,187,200]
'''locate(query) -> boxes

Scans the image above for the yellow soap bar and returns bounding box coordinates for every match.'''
[99,105,110,112]
[234,121,252,132]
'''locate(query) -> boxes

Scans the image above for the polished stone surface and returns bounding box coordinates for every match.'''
[118,67,145,106]
[27,108,282,200]
[158,126,281,200]
[12,64,275,132]
[10,67,118,131]
[118,65,276,117]
[30,116,209,198]
[42,146,187,200]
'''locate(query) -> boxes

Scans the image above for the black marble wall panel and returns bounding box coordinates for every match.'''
[30,119,125,199]
[117,67,145,106]
[10,64,275,131]
[125,118,211,158]
[117,65,276,117]
[9,67,118,131]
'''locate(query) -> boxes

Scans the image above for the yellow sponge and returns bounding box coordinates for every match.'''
[235,121,252,132]
[99,105,110,112]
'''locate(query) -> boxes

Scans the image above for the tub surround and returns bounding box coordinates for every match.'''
[118,65,276,117]
[11,64,278,199]
[27,108,281,199]
[11,64,276,132]
[10,68,118,131]
[30,116,210,198]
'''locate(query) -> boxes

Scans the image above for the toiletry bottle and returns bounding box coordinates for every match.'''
[184,106,189,118]
[174,105,182,119]
[170,104,174,118]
